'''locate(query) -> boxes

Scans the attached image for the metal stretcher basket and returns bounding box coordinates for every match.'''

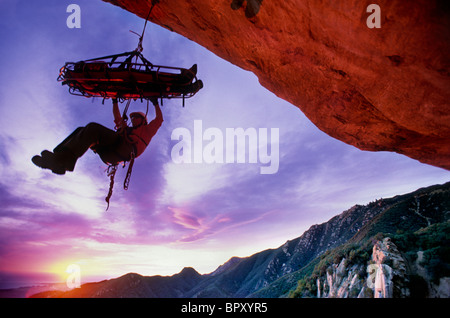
[57,50,203,102]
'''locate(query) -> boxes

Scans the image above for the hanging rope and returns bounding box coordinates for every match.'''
[105,164,118,211]
[133,0,160,53]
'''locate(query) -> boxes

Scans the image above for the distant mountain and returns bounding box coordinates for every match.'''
[31,267,203,298]
[31,182,450,298]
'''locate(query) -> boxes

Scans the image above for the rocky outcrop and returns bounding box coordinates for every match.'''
[319,258,366,298]
[102,0,450,170]
[316,238,409,298]
[369,237,409,298]
[316,234,450,299]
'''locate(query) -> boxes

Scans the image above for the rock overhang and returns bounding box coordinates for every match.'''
[102,0,450,170]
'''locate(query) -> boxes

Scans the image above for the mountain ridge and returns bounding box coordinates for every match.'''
[30,181,450,298]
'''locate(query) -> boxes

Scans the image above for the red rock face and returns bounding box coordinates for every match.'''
[103,0,450,170]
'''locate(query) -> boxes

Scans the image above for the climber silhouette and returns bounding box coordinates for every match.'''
[32,98,163,175]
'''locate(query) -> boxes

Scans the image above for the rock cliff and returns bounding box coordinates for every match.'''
[315,238,409,298]
[102,0,450,169]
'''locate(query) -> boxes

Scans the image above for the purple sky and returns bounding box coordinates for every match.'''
[0,0,449,288]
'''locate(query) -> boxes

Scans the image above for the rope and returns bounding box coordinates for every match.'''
[135,0,160,53]
[105,164,118,211]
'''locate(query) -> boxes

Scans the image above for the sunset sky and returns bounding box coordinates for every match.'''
[0,0,449,289]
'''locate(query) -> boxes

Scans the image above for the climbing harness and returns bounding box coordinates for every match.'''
[104,98,140,211]
[57,0,203,210]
